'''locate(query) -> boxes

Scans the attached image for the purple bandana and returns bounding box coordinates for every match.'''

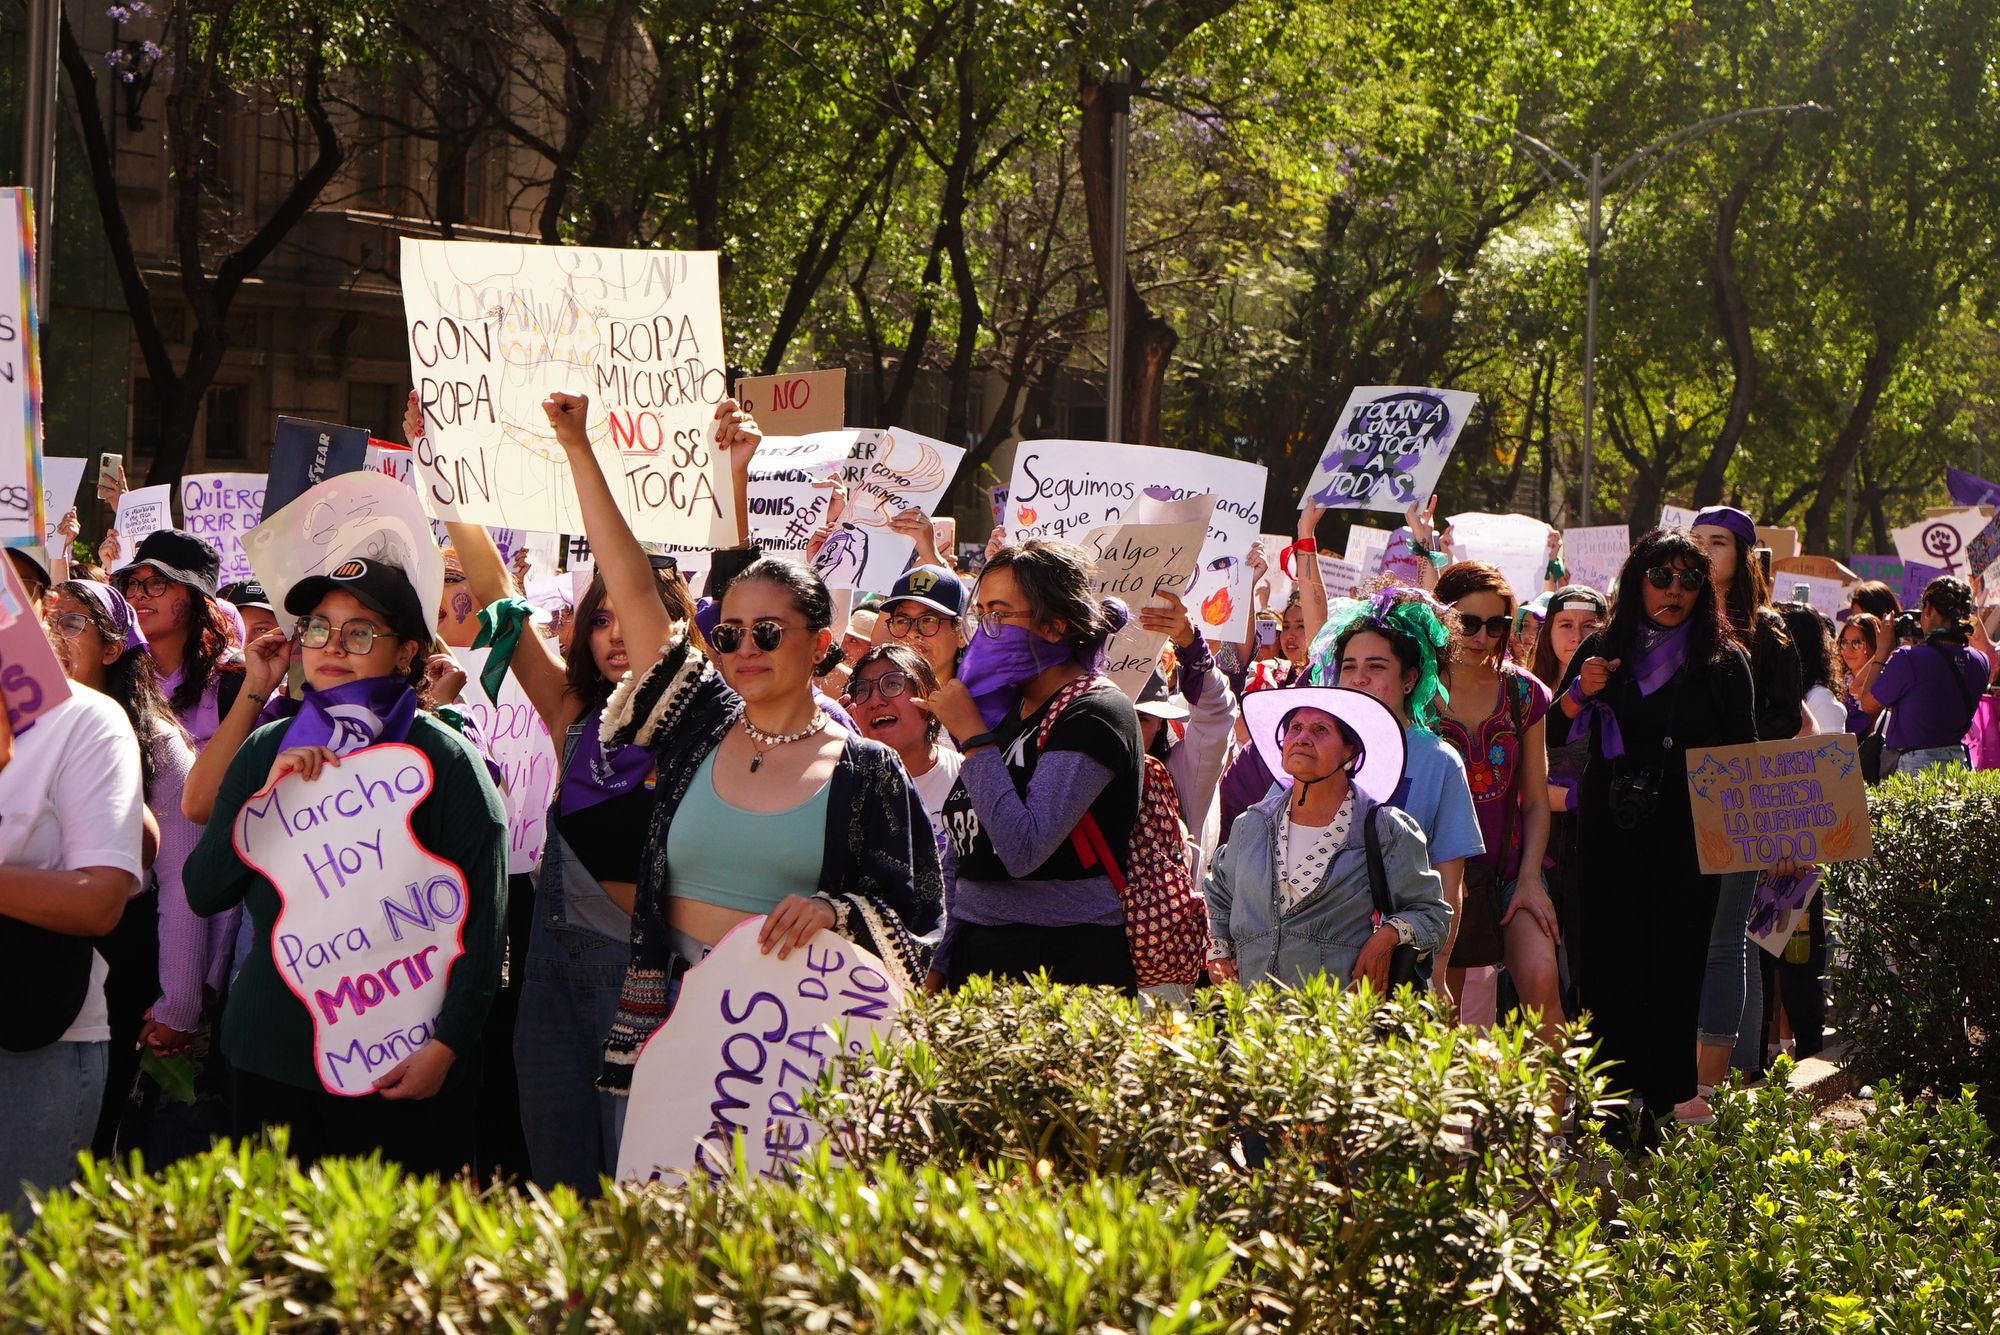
[956,622,1073,730]
[557,711,655,816]
[1692,506,1757,547]
[1574,617,1691,759]
[278,675,419,756]
[71,581,148,654]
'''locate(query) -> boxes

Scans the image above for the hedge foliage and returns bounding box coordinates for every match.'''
[1825,767,2000,1118]
[7,981,1999,1332]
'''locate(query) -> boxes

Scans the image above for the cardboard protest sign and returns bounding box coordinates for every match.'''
[243,470,446,626]
[1661,504,1699,531]
[401,239,736,548]
[0,189,44,549]
[1081,494,1214,696]
[115,484,172,548]
[1005,439,1266,641]
[1447,511,1553,602]
[264,417,370,520]
[1684,734,1871,875]
[0,552,70,733]
[1562,524,1629,593]
[180,473,266,585]
[616,919,906,1186]
[745,427,964,594]
[36,454,84,551]
[1773,555,1857,585]
[1302,386,1474,514]
[452,648,558,873]
[1892,508,1988,577]
[1755,526,1800,561]
[232,744,467,1097]
[735,368,844,435]
[1747,866,1821,959]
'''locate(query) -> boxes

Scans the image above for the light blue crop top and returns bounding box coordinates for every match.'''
[665,749,830,913]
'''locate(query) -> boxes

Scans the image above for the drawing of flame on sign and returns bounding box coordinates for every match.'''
[1016,506,1038,527]
[1201,586,1233,625]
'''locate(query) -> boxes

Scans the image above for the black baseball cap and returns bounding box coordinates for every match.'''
[885,565,967,619]
[116,529,222,599]
[285,557,432,646]
[219,578,272,611]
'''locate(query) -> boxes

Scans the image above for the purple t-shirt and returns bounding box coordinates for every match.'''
[1874,641,1990,750]
[1434,666,1550,882]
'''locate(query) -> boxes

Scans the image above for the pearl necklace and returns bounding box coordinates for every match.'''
[742,709,828,772]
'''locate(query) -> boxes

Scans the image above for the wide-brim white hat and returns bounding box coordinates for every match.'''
[1243,685,1406,805]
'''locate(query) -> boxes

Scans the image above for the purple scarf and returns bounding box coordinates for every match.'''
[557,711,654,816]
[278,676,419,756]
[956,623,1073,730]
[1577,617,1690,760]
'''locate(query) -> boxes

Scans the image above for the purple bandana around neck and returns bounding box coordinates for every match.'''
[557,710,655,816]
[278,676,419,756]
[956,622,1074,730]
[1578,617,1691,760]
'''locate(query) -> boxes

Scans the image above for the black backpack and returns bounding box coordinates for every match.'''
[0,917,95,1051]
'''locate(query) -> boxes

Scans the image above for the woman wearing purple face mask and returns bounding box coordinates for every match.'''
[921,540,1145,993]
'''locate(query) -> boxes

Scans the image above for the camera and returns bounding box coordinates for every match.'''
[1608,767,1661,831]
[1892,610,1923,646]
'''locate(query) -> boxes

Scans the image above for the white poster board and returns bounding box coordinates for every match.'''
[181,472,267,585]
[231,744,468,1097]
[39,454,86,550]
[1301,385,1476,514]
[616,920,906,1186]
[1316,555,1366,601]
[0,189,43,549]
[115,483,173,548]
[1004,440,1266,641]
[746,428,964,595]
[452,648,558,874]
[1343,524,1394,582]
[243,470,446,623]
[1660,505,1700,531]
[1447,511,1553,603]
[1563,524,1630,594]
[400,239,737,547]
[1081,494,1214,696]
[1892,507,1989,578]
[1779,573,1849,614]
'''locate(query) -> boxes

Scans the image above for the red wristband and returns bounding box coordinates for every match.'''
[1293,537,1319,555]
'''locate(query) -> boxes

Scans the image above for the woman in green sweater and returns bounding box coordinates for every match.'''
[186,557,507,1177]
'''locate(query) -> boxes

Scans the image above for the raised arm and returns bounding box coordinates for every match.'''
[1295,500,1330,645]
[183,627,289,824]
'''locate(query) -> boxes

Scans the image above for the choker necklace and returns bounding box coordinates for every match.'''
[742,709,828,772]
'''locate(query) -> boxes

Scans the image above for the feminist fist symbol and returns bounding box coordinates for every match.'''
[1922,522,1965,573]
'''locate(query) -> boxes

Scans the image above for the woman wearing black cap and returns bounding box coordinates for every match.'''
[183,557,509,1174]
[112,530,248,747]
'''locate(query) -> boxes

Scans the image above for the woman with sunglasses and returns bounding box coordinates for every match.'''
[920,539,1145,992]
[111,530,249,747]
[1431,562,1562,1041]
[530,393,940,1101]
[1836,614,1885,736]
[183,557,509,1175]
[845,645,961,866]
[1555,532,1755,1145]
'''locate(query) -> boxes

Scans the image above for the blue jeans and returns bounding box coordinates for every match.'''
[0,1041,108,1225]
[1698,870,1758,1049]
[1896,745,1968,776]
[513,909,630,1196]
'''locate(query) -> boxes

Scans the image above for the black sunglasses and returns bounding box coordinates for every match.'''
[1457,612,1511,639]
[1646,566,1706,593]
[709,619,793,654]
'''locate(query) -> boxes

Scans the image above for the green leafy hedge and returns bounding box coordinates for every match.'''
[1826,767,2000,1118]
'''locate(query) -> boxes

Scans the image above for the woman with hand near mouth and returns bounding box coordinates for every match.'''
[846,644,961,867]
[1555,530,1756,1147]
[111,530,248,747]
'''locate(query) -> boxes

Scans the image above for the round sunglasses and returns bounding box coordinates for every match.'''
[709,619,797,655]
[1646,566,1706,593]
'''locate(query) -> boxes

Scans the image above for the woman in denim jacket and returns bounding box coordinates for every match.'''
[1206,685,1449,990]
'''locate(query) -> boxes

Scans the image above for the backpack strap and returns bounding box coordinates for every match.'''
[1362,804,1392,925]
[1027,674,1126,886]
[1927,641,1980,735]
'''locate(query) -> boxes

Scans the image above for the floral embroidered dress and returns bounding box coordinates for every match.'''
[1434,665,1550,883]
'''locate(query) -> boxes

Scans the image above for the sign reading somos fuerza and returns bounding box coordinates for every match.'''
[232,744,467,1097]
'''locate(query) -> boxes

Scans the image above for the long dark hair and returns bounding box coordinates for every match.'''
[1531,585,1607,686]
[1434,560,1516,668]
[729,557,846,676]
[980,539,1125,665]
[1717,534,1773,632]
[164,589,242,718]
[56,581,186,799]
[1602,529,1734,669]
[565,566,697,709]
[1775,601,1837,693]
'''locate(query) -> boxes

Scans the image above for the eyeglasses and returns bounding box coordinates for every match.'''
[1456,612,1512,639]
[975,608,1036,638]
[848,671,915,704]
[297,615,393,654]
[709,619,795,655]
[1646,566,1707,593]
[44,612,91,640]
[116,572,172,599]
[885,611,954,639]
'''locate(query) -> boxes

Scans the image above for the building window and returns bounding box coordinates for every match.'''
[204,385,247,461]
[347,382,403,440]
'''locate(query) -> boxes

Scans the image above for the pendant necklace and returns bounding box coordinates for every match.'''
[742,709,828,772]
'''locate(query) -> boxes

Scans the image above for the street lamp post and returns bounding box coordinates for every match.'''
[1494,103,1829,525]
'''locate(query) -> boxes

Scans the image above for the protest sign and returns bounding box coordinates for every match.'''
[264,417,370,520]
[1964,511,2000,580]
[1897,562,1945,609]
[1005,439,1266,640]
[1892,507,1988,577]
[243,470,446,623]
[115,484,172,548]
[1080,494,1214,696]
[1562,524,1630,594]
[1747,866,1821,959]
[1773,555,1857,585]
[0,552,70,734]
[932,516,955,557]
[616,919,906,1186]
[39,454,84,549]
[735,368,844,435]
[1256,532,1295,608]
[452,648,558,873]
[0,189,43,549]
[1661,504,1699,531]
[1847,554,1902,588]
[232,744,467,1097]
[365,441,413,486]
[1780,573,1848,613]
[1317,555,1366,601]
[401,239,736,548]
[1447,511,1553,602]
[1684,734,1871,875]
[1302,386,1474,514]
[1755,526,1800,561]
[1344,524,1394,582]
[181,473,266,585]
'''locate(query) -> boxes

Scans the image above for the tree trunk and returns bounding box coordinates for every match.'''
[1693,134,1787,507]
[1803,328,1900,553]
